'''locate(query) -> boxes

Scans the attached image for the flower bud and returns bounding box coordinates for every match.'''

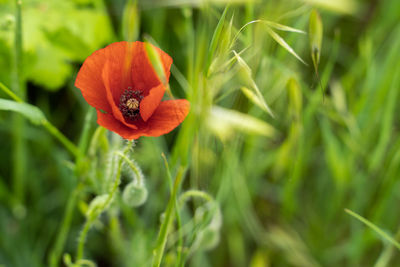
[194,204,222,229]
[193,226,220,251]
[63,253,73,266]
[122,182,148,207]
[159,212,166,223]
[193,204,222,250]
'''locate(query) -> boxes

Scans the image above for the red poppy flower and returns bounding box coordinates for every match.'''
[75,41,190,139]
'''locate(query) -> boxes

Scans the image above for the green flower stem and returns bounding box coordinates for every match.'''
[13,1,23,86]
[76,217,93,262]
[0,82,23,102]
[76,259,97,267]
[11,0,26,205]
[42,120,80,159]
[152,167,185,267]
[75,143,132,261]
[75,108,95,176]
[49,182,84,267]
[176,190,215,266]
[0,81,81,159]
[78,108,95,155]
[48,109,96,267]
[179,190,214,206]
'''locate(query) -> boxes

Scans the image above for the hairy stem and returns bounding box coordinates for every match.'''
[75,143,132,261]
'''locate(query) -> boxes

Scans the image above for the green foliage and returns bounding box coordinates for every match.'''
[0,98,45,125]
[122,0,140,41]
[309,9,323,68]
[2,0,400,267]
[345,209,400,251]
[145,42,168,85]
[0,0,113,90]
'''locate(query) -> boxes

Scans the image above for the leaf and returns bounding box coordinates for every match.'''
[0,99,46,125]
[231,20,305,48]
[264,20,306,34]
[207,13,235,77]
[43,27,92,61]
[345,209,400,250]
[265,26,308,65]
[206,5,229,73]
[241,87,272,115]
[140,0,257,8]
[233,51,274,117]
[301,0,359,15]
[145,43,168,86]
[1,1,113,91]
[122,0,140,42]
[207,106,276,140]
[309,9,323,69]
[287,78,302,118]
[25,47,72,90]
[225,14,234,51]
[308,9,324,99]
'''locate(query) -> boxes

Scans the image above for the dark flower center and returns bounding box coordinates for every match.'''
[119,88,143,121]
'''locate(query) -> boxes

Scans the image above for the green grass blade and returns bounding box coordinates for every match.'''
[122,0,140,41]
[145,43,167,86]
[233,51,274,117]
[206,5,229,73]
[345,209,400,250]
[208,106,276,139]
[240,86,272,114]
[301,0,359,15]
[309,9,323,69]
[265,26,308,65]
[231,20,305,48]
[264,20,306,34]
[152,168,185,267]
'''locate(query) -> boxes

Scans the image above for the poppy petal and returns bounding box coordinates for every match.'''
[139,84,166,122]
[96,110,141,139]
[100,41,172,105]
[142,99,190,137]
[103,42,137,105]
[100,41,172,125]
[97,100,189,140]
[131,42,173,95]
[102,60,138,130]
[75,48,111,112]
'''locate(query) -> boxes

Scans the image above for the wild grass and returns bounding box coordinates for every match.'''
[1,0,400,266]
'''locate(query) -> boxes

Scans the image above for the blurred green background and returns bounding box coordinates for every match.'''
[1,0,400,266]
